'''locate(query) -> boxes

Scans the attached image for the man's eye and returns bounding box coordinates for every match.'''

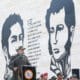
[11,39,16,43]
[49,27,54,33]
[11,36,17,43]
[57,24,64,31]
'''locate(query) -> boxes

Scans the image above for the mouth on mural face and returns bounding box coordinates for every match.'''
[53,48,60,54]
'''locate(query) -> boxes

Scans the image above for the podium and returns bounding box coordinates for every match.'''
[72,69,79,79]
[22,65,36,80]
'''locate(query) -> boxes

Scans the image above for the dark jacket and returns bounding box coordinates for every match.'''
[9,54,30,80]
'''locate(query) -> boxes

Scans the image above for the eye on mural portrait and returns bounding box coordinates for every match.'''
[46,0,75,79]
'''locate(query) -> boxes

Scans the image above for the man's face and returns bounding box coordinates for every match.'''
[8,23,24,56]
[57,75,63,80]
[17,49,24,54]
[49,8,68,60]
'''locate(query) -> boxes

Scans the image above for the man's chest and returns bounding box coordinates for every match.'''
[14,56,27,66]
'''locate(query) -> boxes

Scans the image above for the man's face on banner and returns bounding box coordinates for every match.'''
[49,8,68,60]
[8,23,23,56]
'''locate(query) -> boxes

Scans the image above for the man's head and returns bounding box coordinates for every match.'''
[2,14,24,57]
[46,0,75,60]
[57,73,63,80]
[40,73,48,80]
[16,46,25,54]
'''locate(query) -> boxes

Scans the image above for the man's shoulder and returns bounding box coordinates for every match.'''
[22,55,28,60]
[11,54,18,59]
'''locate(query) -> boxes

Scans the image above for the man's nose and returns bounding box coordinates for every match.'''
[52,32,58,44]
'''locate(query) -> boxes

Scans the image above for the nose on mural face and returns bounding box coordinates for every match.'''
[53,39,57,44]
[15,41,23,49]
[52,32,58,45]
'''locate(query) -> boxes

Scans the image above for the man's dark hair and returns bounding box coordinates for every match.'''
[57,73,63,77]
[2,14,24,58]
[46,0,75,55]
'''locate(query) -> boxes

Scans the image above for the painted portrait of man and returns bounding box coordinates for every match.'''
[1,14,24,80]
[46,0,75,79]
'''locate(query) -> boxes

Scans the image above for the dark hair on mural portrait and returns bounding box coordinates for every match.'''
[46,0,75,79]
[46,0,75,55]
[2,14,24,58]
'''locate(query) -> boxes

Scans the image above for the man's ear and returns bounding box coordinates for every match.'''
[3,47,10,65]
[70,26,75,42]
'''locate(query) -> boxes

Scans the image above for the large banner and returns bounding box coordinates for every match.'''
[0,0,80,80]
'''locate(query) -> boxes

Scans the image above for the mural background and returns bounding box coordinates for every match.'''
[0,0,80,79]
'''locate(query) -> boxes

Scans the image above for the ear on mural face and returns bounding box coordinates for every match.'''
[70,26,75,42]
